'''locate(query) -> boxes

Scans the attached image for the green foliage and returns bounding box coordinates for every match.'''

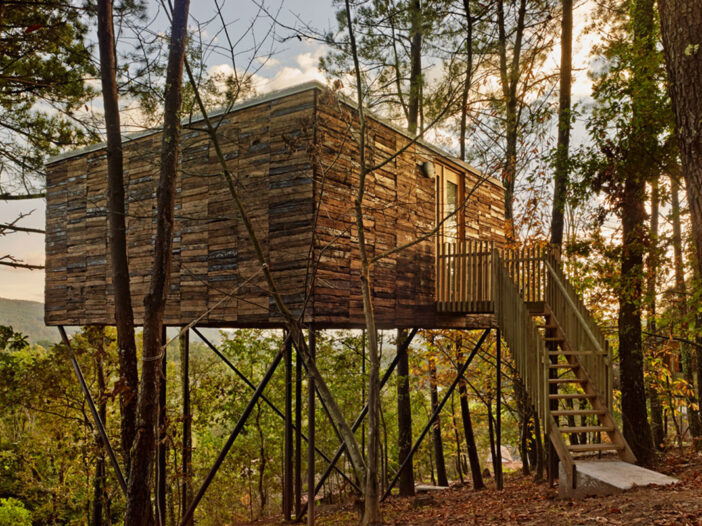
[0,497,32,526]
[0,0,96,194]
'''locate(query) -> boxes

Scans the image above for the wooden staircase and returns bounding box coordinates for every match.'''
[492,249,636,488]
[436,244,637,489]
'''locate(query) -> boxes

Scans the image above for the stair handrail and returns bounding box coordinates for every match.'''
[543,259,605,356]
[542,251,613,412]
[492,248,576,487]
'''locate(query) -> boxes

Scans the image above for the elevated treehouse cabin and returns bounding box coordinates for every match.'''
[45,81,634,494]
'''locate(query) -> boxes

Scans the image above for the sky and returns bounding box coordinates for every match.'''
[1,0,598,303]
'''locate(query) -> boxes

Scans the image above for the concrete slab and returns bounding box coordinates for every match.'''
[559,460,678,499]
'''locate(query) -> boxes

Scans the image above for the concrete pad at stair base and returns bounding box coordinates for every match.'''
[558,460,678,498]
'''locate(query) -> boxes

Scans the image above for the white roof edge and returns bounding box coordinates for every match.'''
[45,80,327,165]
[45,80,503,188]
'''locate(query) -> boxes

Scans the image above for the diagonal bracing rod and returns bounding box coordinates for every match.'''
[58,326,127,495]
[296,327,419,519]
[180,340,286,526]
[191,328,359,492]
[381,329,490,501]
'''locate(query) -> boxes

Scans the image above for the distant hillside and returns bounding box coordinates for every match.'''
[0,297,61,345]
[0,297,227,347]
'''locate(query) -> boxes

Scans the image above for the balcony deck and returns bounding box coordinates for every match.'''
[436,241,547,315]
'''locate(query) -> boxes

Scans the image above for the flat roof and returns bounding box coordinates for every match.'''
[46,80,502,188]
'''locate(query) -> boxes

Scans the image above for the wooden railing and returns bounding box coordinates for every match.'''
[437,241,613,410]
[543,253,613,411]
[492,250,574,484]
[436,242,547,313]
[436,240,494,313]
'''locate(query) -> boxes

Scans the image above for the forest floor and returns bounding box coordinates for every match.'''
[253,451,702,525]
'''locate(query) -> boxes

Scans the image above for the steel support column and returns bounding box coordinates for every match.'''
[307,327,316,526]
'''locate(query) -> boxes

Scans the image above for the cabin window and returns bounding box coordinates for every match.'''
[436,164,464,244]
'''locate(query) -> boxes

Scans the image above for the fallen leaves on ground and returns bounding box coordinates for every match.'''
[250,452,702,525]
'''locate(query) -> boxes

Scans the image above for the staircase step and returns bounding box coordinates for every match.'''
[548,378,586,384]
[544,336,565,342]
[548,351,594,356]
[558,426,614,433]
[536,324,558,329]
[549,393,596,400]
[549,363,579,369]
[552,409,605,417]
[568,443,624,453]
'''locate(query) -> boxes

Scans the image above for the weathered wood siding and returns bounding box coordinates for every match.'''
[44,84,505,328]
[45,89,317,326]
[312,90,505,328]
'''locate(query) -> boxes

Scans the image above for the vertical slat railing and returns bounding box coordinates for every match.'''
[436,240,494,313]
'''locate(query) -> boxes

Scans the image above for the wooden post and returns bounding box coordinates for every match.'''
[284,333,293,520]
[495,329,503,490]
[295,339,303,518]
[307,327,316,526]
[180,328,192,526]
[157,325,167,526]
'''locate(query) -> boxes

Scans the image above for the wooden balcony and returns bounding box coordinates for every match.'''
[436,241,547,314]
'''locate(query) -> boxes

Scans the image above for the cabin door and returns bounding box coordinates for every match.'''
[436,164,464,246]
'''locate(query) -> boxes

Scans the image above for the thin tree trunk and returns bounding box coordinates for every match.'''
[407,0,422,136]
[460,0,473,161]
[428,356,448,487]
[458,378,483,489]
[156,328,167,526]
[91,328,107,526]
[124,1,191,523]
[450,393,464,484]
[96,0,138,477]
[671,175,702,438]
[396,329,415,496]
[180,330,192,525]
[496,0,527,238]
[550,0,572,248]
[646,180,665,449]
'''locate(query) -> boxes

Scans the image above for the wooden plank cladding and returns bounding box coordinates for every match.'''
[44,81,506,328]
[437,243,547,314]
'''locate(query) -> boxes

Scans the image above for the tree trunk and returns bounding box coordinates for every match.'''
[396,329,415,496]
[428,356,448,487]
[124,1,190,523]
[180,330,192,525]
[96,0,138,477]
[619,171,655,465]
[671,175,702,438]
[617,0,657,467]
[407,0,422,136]
[550,0,572,248]
[460,0,473,161]
[157,328,167,526]
[658,0,702,450]
[450,393,464,484]
[458,378,483,489]
[496,0,527,238]
[658,0,702,286]
[646,180,665,449]
[90,328,108,526]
